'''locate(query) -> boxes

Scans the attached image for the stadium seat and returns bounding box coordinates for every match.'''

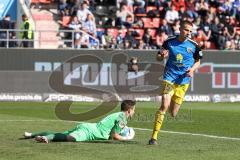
[119,29,127,38]
[152,18,160,28]
[107,28,119,39]
[39,0,51,3]
[209,42,217,49]
[31,0,39,3]
[135,13,147,17]
[141,18,153,28]
[237,27,240,34]
[148,29,157,39]
[62,16,71,27]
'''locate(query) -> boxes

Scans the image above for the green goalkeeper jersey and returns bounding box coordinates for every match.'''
[96,112,127,139]
[66,112,127,141]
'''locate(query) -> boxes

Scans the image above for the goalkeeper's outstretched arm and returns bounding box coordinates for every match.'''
[111,131,134,141]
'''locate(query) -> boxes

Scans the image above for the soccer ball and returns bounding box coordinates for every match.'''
[120,126,135,140]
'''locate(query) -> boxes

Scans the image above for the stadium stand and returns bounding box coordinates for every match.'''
[0,0,239,50]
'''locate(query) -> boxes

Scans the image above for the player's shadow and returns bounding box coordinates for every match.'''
[82,140,139,145]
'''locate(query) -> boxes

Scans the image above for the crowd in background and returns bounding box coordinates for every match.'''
[0,0,239,50]
[58,0,240,50]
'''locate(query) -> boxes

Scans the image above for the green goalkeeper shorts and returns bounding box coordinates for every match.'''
[64,123,103,142]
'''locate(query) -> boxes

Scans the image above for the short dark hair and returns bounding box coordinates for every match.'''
[180,20,193,27]
[22,14,27,19]
[121,100,136,111]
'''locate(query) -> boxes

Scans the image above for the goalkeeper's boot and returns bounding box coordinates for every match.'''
[148,138,158,145]
[24,132,32,139]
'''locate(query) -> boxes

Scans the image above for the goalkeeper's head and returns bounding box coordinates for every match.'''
[121,100,136,118]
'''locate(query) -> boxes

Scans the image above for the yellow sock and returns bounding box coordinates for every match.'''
[151,110,165,140]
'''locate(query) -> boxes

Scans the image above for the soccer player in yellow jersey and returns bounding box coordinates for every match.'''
[149,20,203,145]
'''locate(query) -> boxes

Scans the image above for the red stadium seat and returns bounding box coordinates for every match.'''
[39,0,52,3]
[152,18,160,28]
[31,0,39,3]
[119,29,127,38]
[107,28,119,39]
[32,0,53,4]
[148,29,157,39]
[141,18,153,28]
[236,27,240,34]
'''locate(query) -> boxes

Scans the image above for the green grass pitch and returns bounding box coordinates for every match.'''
[0,102,240,160]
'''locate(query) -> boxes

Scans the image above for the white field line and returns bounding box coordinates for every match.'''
[134,127,240,141]
[1,119,240,141]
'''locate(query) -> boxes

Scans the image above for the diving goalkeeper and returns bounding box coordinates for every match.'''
[23,100,136,143]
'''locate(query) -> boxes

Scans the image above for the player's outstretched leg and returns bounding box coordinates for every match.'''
[34,132,75,143]
[23,131,55,139]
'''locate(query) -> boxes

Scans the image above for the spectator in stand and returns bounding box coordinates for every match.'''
[102,29,114,48]
[221,0,233,16]
[224,16,237,39]
[156,30,168,49]
[126,0,135,12]
[185,0,198,20]
[165,4,179,25]
[172,0,186,12]
[116,4,134,28]
[232,0,240,18]
[136,39,147,49]
[58,0,69,16]
[133,0,145,9]
[70,0,82,16]
[109,38,119,49]
[172,19,180,35]
[216,6,227,24]
[234,32,240,49]
[124,28,136,48]
[82,14,96,37]
[66,16,82,48]
[179,5,189,20]
[208,6,217,21]
[143,28,155,49]
[77,1,94,23]
[195,0,209,18]
[77,32,90,48]
[224,40,236,50]
[20,14,33,48]
[132,17,144,28]
[159,19,173,36]
[123,15,134,28]
[116,30,124,48]
[124,40,132,49]
[145,0,160,9]
[211,17,222,49]
[116,0,124,9]
[217,23,227,50]
[0,15,13,47]
[200,17,212,41]
[134,5,145,14]
[194,28,210,49]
